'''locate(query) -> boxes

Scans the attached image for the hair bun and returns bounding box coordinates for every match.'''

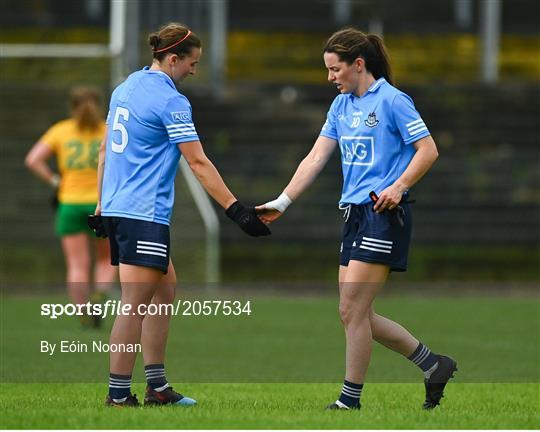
[148,34,161,49]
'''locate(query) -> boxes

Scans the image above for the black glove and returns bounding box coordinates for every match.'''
[87,215,108,238]
[50,191,59,210]
[226,201,271,237]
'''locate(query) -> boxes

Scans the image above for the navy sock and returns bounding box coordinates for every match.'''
[338,380,363,408]
[145,363,169,391]
[408,342,439,377]
[109,373,131,401]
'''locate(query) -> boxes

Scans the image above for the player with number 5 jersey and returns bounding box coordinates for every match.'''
[101,68,196,225]
[94,22,270,409]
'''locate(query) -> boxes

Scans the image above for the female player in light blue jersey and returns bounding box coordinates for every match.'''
[90,22,269,407]
[257,28,456,410]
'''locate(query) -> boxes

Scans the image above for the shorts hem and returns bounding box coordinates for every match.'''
[57,228,94,237]
[342,255,407,272]
[117,258,168,275]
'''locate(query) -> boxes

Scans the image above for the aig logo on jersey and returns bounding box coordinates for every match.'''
[171,111,190,121]
[339,136,374,166]
[365,111,379,128]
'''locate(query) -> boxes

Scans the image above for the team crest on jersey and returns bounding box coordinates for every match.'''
[365,111,379,128]
[171,111,190,121]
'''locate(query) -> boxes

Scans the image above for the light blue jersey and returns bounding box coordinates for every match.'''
[101,67,199,225]
[320,78,430,205]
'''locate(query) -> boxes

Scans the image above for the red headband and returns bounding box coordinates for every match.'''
[153,30,192,53]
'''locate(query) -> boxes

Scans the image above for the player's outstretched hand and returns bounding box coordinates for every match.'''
[226,201,271,237]
[255,192,292,224]
[87,214,108,238]
[254,205,282,224]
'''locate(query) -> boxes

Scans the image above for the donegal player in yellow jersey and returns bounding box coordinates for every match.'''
[25,87,116,325]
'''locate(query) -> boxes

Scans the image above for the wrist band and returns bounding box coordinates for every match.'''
[265,193,292,213]
[50,174,60,188]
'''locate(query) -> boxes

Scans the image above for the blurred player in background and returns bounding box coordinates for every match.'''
[25,87,116,327]
[92,22,269,407]
[258,28,456,410]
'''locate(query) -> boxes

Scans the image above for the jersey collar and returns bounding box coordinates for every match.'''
[142,66,176,89]
[367,77,386,93]
[349,77,387,101]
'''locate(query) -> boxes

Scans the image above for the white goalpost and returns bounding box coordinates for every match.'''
[0,0,221,284]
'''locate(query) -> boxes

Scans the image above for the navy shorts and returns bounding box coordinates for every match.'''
[340,201,412,272]
[102,216,170,274]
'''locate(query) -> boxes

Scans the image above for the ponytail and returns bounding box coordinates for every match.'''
[324,28,393,85]
[69,86,103,132]
[366,34,393,85]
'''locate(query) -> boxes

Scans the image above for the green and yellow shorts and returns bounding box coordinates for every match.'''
[55,203,97,236]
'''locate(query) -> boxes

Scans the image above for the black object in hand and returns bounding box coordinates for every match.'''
[226,201,271,237]
[50,192,59,210]
[87,215,108,238]
[369,190,405,228]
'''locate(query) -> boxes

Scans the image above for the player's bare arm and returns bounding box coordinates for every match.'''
[179,140,237,209]
[256,135,338,224]
[179,139,270,237]
[24,141,59,188]
[374,135,439,212]
[95,126,108,215]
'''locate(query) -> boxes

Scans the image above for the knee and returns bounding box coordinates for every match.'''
[154,284,175,304]
[338,300,350,326]
[339,299,369,327]
[95,257,111,270]
[94,261,117,284]
[368,308,377,330]
[161,288,175,305]
[121,289,154,311]
[66,267,89,283]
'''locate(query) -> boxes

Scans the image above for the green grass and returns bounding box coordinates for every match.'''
[3,244,539,283]
[0,383,538,429]
[1,294,539,428]
[2,294,538,383]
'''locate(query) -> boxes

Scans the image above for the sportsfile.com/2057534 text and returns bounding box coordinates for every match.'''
[40,299,252,319]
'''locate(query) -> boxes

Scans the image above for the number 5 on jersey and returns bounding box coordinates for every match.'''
[111,107,130,153]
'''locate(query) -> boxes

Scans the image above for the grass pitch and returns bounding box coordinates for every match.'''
[1,383,538,429]
[1,293,538,428]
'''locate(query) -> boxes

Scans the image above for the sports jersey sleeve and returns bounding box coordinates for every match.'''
[161,95,199,144]
[392,93,431,145]
[38,123,61,152]
[319,99,338,140]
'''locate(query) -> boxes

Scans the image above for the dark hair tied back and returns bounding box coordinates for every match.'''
[148,22,201,62]
[148,35,161,51]
[324,27,393,85]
